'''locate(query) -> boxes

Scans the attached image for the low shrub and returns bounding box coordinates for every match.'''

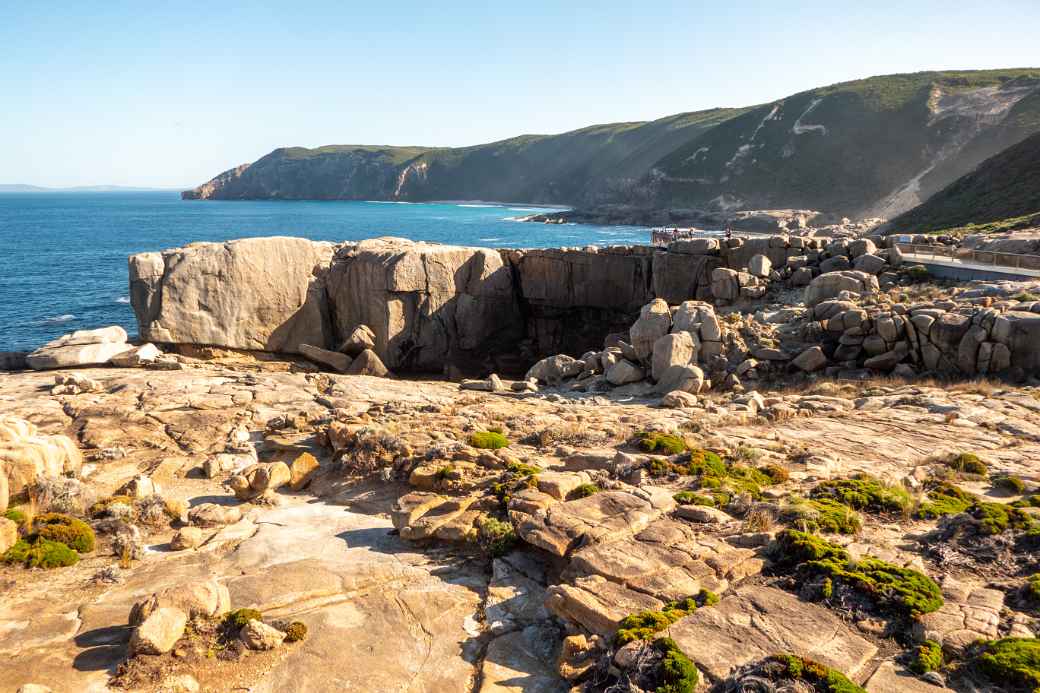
[637,431,688,455]
[226,608,262,630]
[972,502,1035,536]
[284,621,308,643]
[653,637,698,693]
[469,431,509,449]
[477,516,517,558]
[3,538,79,569]
[673,491,714,507]
[759,464,790,484]
[909,640,943,674]
[767,654,865,693]
[32,513,95,553]
[571,483,600,499]
[947,452,988,476]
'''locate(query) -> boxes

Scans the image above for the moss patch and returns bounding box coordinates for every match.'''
[226,608,262,630]
[769,654,866,693]
[571,483,601,499]
[774,530,943,619]
[996,476,1028,495]
[3,538,80,569]
[916,482,976,519]
[947,452,988,476]
[652,637,699,693]
[975,638,1040,692]
[32,513,95,553]
[971,502,1035,536]
[469,431,509,449]
[637,431,688,455]
[673,491,715,507]
[910,640,943,674]
[616,590,718,645]
[811,474,913,514]
[782,496,862,534]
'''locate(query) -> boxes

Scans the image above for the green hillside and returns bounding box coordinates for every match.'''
[888,130,1040,234]
[184,69,1040,217]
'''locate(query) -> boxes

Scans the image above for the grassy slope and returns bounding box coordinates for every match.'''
[888,130,1040,234]
[654,69,1040,216]
[188,69,1040,212]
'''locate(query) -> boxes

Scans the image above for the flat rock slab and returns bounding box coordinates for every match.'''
[567,518,762,601]
[865,661,952,692]
[668,585,878,684]
[545,575,663,638]
[513,489,675,556]
[479,624,568,693]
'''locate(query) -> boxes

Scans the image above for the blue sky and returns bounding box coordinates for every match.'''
[3,1,1038,188]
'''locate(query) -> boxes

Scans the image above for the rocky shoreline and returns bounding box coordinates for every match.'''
[3,234,1040,692]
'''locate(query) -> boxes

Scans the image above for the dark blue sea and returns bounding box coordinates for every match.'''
[0,192,648,351]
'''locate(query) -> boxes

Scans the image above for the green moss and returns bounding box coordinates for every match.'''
[769,654,866,693]
[227,608,262,629]
[653,637,699,693]
[284,621,308,643]
[3,538,79,569]
[477,517,517,558]
[616,591,717,645]
[89,495,135,518]
[783,497,862,534]
[1027,574,1040,603]
[506,461,540,477]
[1015,292,1040,303]
[572,483,601,498]
[971,502,1035,535]
[996,476,1028,495]
[672,491,715,507]
[469,431,509,449]
[2,508,27,528]
[947,452,988,476]
[910,640,943,674]
[638,431,688,455]
[811,474,913,514]
[1013,494,1040,509]
[687,449,726,476]
[916,482,976,519]
[32,513,95,553]
[975,638,1040,692]
[774,530,943,619]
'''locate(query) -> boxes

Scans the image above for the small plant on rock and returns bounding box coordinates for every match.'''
[916,481,976,518]
[995,475,1027,495]
[811,474,913,515]
[615,591,718,644]
[673,491,714,507]
[284,621,308,643]
[571,483,600,498]
[32,513,95,553]
[469,431,509,449]
[909,640,943,674]
[3,538,80,569]
[637,431,688,455]
[947,452,988,476]
[226,608,262,630]
[477,516,517,558]
[974,638,1040,692]
[652,637,699,693]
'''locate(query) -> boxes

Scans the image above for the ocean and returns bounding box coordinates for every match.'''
[0,192,649,351]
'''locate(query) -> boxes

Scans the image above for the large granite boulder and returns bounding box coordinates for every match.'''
[130,237,337,354]
[804,270,879,307]
[0,416,83,496]
[327,238,522,372]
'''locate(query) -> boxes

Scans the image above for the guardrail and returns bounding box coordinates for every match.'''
[897,243,1040,272]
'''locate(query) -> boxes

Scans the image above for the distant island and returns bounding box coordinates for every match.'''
[182,68,1040,221]
[0,184,176,193]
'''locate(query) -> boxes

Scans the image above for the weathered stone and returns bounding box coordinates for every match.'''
[792,346,827,372]
[545,575,662,638]
[605,360,644,386]
[240,619,286,650]
[338,324,376,356]
[110,342,162,368]
[853,253,886,274]
[0,517,17,554]
[651,332,696,382]
[188,503,242,527]
[130,606,188,655]
[819,255,851,273]
[629,299,671,360]
[289,452,320,490]
[711,268,740,301]
[344,349,389,377]
[804,271,878,307]
[300,344,352,372]
[131,238,336,354]
[26,326,132,370]
[748,254,772,278]
[526,355,583,384]
[668,586,877,683]
[170,526,204,551]
[849,238,877,258]
[661,391,698,408]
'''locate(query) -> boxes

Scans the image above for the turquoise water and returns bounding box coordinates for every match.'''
[0,192,648,351]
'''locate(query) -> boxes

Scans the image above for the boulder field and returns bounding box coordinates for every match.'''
[129,235,1040,382]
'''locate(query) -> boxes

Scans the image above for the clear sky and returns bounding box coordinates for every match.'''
[3,0,1039,188]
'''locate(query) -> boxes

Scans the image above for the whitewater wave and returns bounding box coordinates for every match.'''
[116,296,130,304]
[41,314,75,324]
[479,237,503,242]
[457,204,498,208]
[366,200,412,204]
[507,207,547,212]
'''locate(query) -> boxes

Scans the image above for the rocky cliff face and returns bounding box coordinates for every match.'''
[183,70,1040,218]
